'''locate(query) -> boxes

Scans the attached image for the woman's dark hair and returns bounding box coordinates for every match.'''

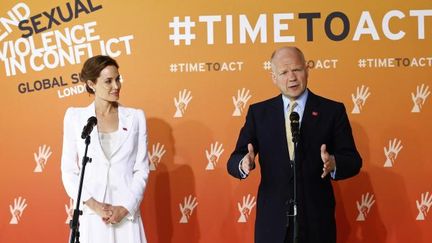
[80,55,119,94]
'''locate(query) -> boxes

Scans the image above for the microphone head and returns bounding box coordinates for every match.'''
[290,111,300,142]
[81,116,98,139]
[290,112,300,122]
[87,116,97,126]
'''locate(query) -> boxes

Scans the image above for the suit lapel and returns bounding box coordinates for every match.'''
[110,105,133,157]
[298,90,320,161]
[270,95,289,155]
[83,102,110,164]
[84,103,132,163]
[84,103,99,148]
[268,95,293,177]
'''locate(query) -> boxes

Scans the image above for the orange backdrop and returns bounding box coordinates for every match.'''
[0,0,431,242]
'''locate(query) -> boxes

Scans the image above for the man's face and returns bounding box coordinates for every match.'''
[271,49,308,100]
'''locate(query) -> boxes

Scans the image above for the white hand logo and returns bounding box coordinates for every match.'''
[174,89,193,118]
[416,192,432,220]
[205,142,224,170]
[149,143,166,171]
[232,88,252,116]
[9,197,28,224]
[356,193,375,221]
[179,195,198,223]
[65,198,74,224]
[237,194,256,223]
[383,138,403,167]
[351,85,371,114]
[33,144,52,172]
[411,84,430,113]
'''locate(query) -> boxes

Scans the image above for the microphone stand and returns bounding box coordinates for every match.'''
[292,138,299,243]
[289,132,300,243]
[69,135,92,243]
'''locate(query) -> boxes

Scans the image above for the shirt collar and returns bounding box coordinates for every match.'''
[282,89,309,121]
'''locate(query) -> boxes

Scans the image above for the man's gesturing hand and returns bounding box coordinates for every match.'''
[320,144,336,178]
[241,143,256,174]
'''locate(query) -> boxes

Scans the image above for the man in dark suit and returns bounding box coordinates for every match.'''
[227,46,362,243]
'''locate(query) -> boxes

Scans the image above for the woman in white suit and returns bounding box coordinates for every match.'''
[61,55,149,243]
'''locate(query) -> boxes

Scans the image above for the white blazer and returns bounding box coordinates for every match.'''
[61,102,149,218]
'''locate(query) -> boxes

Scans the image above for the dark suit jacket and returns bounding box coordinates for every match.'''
[227,90,362,243]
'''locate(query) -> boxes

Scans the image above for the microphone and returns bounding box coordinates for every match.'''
[81,116,97,139]
[290,112,300,143]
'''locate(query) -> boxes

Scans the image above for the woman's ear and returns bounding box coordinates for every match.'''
[87,80,96,92]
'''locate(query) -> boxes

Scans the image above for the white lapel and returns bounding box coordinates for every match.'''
[110,105,133,157]
[84,103,133,163]
[83,102,109,164]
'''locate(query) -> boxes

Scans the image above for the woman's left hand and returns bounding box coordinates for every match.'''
[104,205,129,224]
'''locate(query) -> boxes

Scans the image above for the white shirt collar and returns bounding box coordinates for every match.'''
[282,89,309,122]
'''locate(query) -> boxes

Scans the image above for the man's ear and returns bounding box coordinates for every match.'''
[270,71,277,84]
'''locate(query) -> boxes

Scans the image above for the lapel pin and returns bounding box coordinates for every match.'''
[123,127,128,131]
[312,111,318,116]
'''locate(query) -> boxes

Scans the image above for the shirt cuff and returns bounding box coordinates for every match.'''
[238,158,248,179]
[330,166,337,179]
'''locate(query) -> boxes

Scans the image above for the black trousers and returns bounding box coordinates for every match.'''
[284,217,304,243]
[284,217,294,243]
[284,227,293,243]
